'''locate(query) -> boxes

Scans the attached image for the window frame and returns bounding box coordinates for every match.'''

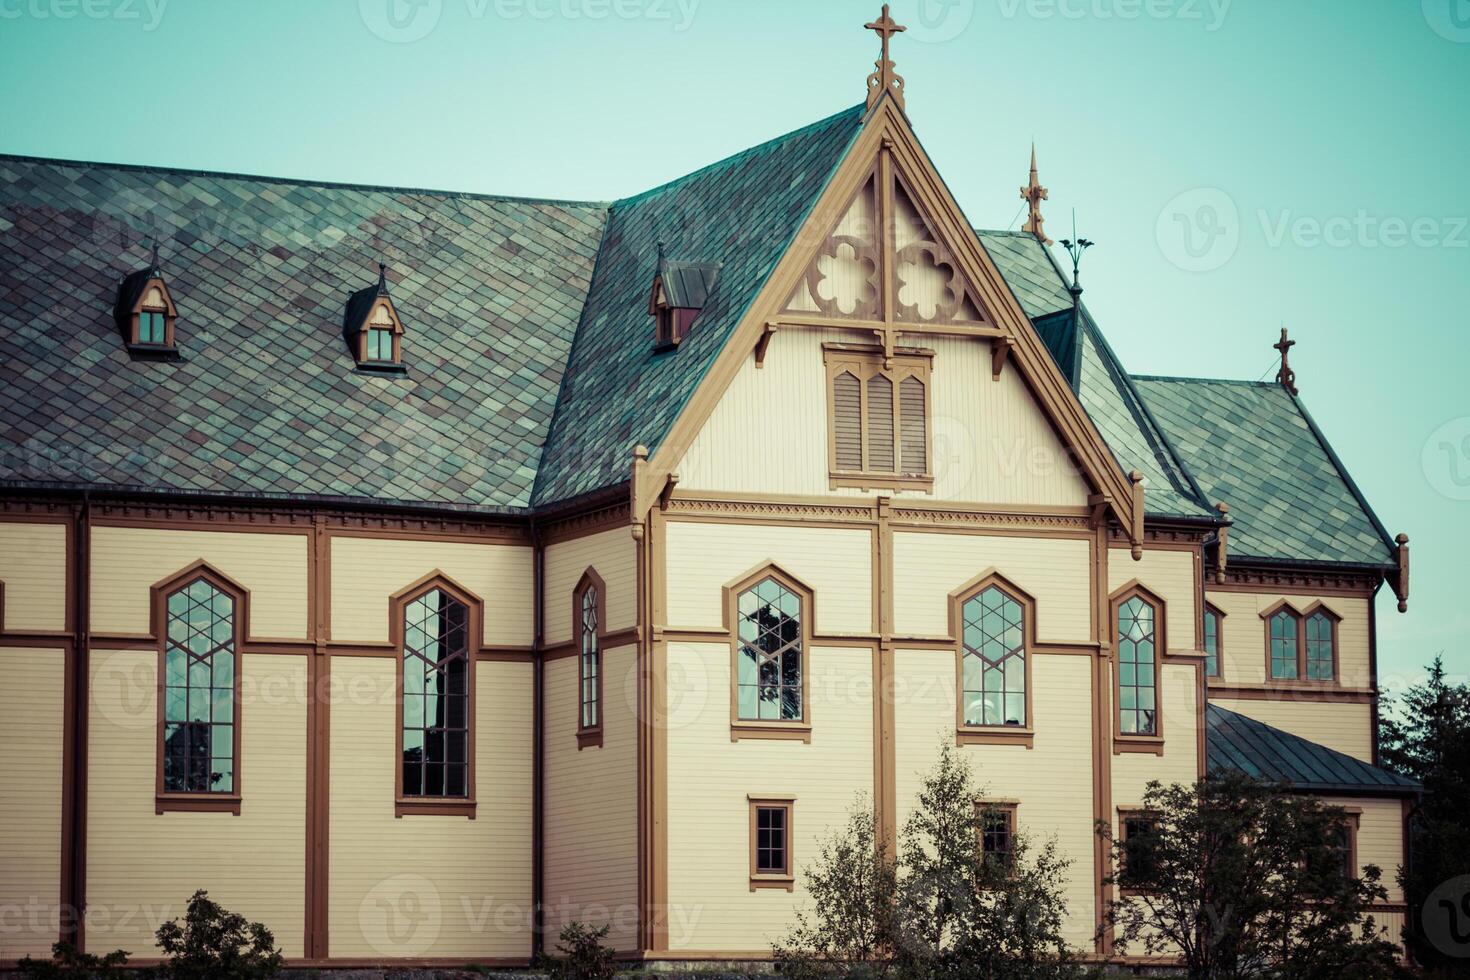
[354,297,406,370]
[1259,599,1340,686]
[391,572,481,819]
[574,567,606,750]
[151,561,247,815]
[949,571,1035,747]
[822,343,934,493]
[1202,602,1224,679]
[1110,582,1167,752]
[127,276,178,353]
[748,795,796,891]
[724,563,814,743]
[976,800,1019,877]
[1117,808,1162,896]
[1331,808,1362,882]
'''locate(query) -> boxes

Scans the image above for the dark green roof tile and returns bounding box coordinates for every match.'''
[1207,703,1417,795]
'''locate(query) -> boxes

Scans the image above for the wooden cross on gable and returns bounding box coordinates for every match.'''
[1274,327,1298,395]
[865,5,907,111]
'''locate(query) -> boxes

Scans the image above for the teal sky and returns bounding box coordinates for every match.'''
[2,0,1466,694]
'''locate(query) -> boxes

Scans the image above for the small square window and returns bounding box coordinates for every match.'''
[749,797,795,889]
[978,802,1017,875]
[139,310,167,345]
[367,327,394,363]
[1119,813,1161,892]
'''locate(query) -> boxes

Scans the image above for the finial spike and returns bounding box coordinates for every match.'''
[148,238,160,273]
[864,5,907,112]
[1019,143,1052,246]
[1274,327,1299,395]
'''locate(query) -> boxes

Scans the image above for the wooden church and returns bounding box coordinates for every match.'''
[0,7,1416,969]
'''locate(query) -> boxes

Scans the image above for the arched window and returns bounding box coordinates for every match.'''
[574,569,605,747]
[397,580,476,811]
[1203,604,1223,678]
[1268,609,1299,680]
[155,565,244,811]
[733,571,807,724]
[1305,610,1337,681]
[1115,592,1161,738]
[959,583,1028,728]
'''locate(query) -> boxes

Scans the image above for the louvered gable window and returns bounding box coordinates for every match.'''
[824,346,932,491]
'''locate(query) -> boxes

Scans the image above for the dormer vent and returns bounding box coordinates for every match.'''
[344,262,407,374]
[648,242,721,352]
[114,241,180,359]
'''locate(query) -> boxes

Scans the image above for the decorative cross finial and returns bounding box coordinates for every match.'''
[865,4,906,112]
[148,238,160,273]
[1020,143,1052,246]
[1274,327,1298,394]
[377,261,388,292]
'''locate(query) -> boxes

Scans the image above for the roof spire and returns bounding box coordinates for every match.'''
[865,4,906,112]
[377,261,388,293]
[1019,143,1052,246]
[148,238,161,275]
[1058,209,1093,293]
[1274,327,1298,395]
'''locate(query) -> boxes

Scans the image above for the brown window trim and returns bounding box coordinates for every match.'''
[949,570,1036,748]
[822,344,935,493]
[354,298,407,371]
[749,795,796,891]
[1110,581,1167,753]
[392,571,481,819]
[976,800,1019,878]
[1259,599,1342,688]
[126,276,180,356]
[1203,602,1224,679]
[151,561,247,816]
[574,567,606,750]
[1333,807,1362,881]
[1117,806,1161,896]
[724,563,815,741]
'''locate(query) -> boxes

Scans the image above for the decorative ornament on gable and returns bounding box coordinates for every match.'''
[1274,327,1298,395]
[343,261,408,373]
[865,4,906,112]
[114,238,181,359]
[1020,144,1053,246]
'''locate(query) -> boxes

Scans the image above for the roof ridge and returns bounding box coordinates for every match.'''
[0,151,611,209]
[613,104,865,208]
[1133,373,1280,389]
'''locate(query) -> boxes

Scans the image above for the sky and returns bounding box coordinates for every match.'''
[1,0,1466,695]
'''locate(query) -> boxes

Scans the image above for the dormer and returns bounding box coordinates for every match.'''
[114,245,180,360]
[648,242,720,352]
[344,263,407,374]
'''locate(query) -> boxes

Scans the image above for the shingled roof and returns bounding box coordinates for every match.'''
[1207,703,1418,796]
[1135,377,1396,566]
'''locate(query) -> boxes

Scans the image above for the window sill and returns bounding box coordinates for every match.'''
[126,342,182,362]
[156,794,241,815]
[750,874,795,892]
[395,797,477,819]
[1114,736,1165,756]
[731,722,812,744]
[355,361,409,376]
[956,727,1034,748]
[829,472,934,493]
[577,728,603,750]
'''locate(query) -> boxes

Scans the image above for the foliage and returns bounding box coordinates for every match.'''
[152,889,284,980]
[1380,655,1470,976]
[16,942,129,980]
[1098,772,1405,980]
[541,921,617,980]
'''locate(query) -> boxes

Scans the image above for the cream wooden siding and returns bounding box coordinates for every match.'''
[543,527,636,647]
[664,642,873,953]
[542,644,638,950]
[328,657,532,960]
[675,328,1091,506]
[893,650,1097,950]
[0,647,65,959]
[85,651,307,956]
[1207,591,1372,689]
[1111,662,1204,805]
[1212,698,1374,763]
[90,527,309,639]
[0,522,67,632]
[329,536,533,648]
[664,520,873,634]
[1322,797,1406,903]
[892,531,1091,643]
[1108,547,1199,652]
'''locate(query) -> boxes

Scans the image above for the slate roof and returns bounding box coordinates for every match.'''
[656,255,722,310]
[1207,703,1418,796]
[0,155,607,510]
[1134,377,1395,566]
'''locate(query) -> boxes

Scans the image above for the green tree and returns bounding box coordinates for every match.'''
[1380,655,1470,975]
[1099,773,1404,980]
[152,890,283,980]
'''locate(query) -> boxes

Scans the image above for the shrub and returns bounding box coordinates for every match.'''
[542,921,617,980]
[16,942,129,980]
[152,889,284,980]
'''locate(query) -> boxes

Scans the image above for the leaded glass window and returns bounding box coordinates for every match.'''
[960,585,1026,727]
[1306,611,1335,680]
[735,576,803,722]
[162,578,236,794]
[580,585,600,730]
[1117,596,1158,736]
[401,587,470,798]
[1203,606,1221,677]
[1269,610,1298,679]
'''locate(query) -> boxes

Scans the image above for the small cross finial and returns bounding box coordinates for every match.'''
[148,238,160,273]
[865,4,907,112]
[1020,143,1052,246]
[377,261,388,291]
[1274,327,1298,394]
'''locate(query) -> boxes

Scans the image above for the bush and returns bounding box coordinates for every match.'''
[542,921,617,980]
[152,890,283,980]
[16,942,129,979]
